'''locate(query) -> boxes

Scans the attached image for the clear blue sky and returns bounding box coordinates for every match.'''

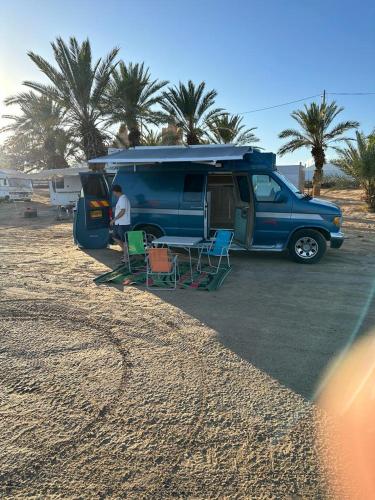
[0,0,374,163]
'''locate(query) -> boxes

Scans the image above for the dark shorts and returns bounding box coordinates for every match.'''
[112,224,131,242]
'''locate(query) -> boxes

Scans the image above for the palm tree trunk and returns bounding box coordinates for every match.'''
[44,138,69,168]
[81,123,107,170]
[311,146,325,197]
[186,131,200,145]
[364,180,375,212]
[49,153,69,169]
[128,127,141,148]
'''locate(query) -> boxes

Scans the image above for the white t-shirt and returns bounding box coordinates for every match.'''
[114,194,131,225]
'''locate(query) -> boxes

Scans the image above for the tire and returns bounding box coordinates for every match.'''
[288,229,327,264]
[140,225,163,245]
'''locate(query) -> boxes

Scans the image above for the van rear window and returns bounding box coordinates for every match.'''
[81,175,108,198]
[183,174,204,202]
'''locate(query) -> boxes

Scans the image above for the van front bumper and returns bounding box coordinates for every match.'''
[330,231,344,249]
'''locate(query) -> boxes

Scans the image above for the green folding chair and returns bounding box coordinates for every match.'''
[125,230,148,272]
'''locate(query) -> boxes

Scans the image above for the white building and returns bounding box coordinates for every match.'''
[276,164,305,191]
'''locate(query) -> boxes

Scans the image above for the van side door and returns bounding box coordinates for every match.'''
[233,174,255,247]
[251,173,292,247]
[179,174,206,237]
[73,173,110,249]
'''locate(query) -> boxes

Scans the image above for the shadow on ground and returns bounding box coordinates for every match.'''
[87,241,375,400]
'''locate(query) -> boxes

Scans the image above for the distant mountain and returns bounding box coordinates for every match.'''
[304,163,351,180]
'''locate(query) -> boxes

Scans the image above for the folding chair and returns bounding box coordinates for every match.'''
[125,230,148,272]
[146,247,179,290]
[197,230,234,274]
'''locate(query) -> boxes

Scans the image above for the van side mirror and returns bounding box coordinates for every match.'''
[274,191,288,203]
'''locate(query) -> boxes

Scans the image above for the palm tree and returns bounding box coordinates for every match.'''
[23,36,119,160]
[278,101,359,196]
[141,129,163,146]
[104,61,167,148]
[2,91,78,170]
[206,113,259,145]
[161,80,223,145]
[334,130,375,211]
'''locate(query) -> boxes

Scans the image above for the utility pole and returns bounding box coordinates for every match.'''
[321,89,326,105]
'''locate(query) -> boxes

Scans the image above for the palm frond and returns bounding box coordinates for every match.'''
[278,139,309,156]
[278,99,358,162]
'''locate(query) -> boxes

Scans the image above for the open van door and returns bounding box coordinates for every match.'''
[73,173,111,249]
[233,174,254,248]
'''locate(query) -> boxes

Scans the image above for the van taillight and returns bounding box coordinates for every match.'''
[109,207,113,219]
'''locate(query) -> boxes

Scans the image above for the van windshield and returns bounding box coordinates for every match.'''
[274,172,304,198]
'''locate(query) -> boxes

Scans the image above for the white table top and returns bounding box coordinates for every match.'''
[153,236,203,247]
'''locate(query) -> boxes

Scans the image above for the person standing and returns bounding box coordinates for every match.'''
[110,184,131,260]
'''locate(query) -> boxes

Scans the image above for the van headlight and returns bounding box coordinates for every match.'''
[333,216,342,227]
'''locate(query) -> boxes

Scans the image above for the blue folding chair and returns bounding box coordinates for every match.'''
[197,230,234,274]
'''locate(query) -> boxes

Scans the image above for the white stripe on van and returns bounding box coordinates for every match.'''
[256,212,291,219]
[131,208,323,220]
[131,208,204,216]
[291,213,323,220]
[256,212,323,220]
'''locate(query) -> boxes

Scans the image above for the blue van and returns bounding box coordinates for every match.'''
[73,145,344,264]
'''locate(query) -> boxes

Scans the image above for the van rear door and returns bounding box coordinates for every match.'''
[73,172,111,249]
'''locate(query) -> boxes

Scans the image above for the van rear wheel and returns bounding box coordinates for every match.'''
[141,225,163,245]
[288,229,327,264]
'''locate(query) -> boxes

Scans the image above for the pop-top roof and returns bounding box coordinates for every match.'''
[88,144,252,165]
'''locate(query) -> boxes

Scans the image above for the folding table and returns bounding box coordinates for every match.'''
[152,236,203,282]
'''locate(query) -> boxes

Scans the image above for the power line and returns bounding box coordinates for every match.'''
[327,92,375,95]
[237,91,375,115]
[238,94,320,115]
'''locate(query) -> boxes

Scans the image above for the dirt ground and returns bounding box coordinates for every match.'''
[0,189,374,498]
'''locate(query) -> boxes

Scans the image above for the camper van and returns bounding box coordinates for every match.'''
[73,145,344,264]
[0,170,33,201]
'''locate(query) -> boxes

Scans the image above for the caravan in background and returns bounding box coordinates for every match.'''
[0,170,33,201]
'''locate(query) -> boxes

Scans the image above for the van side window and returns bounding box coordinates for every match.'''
[252,174,281,202]
[183,174,204,202]
[236,175,250,203]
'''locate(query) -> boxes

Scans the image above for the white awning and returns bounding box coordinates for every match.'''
[88,144,252,165]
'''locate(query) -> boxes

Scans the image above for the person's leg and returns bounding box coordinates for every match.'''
[113,226,128,263]
[113,225,124,251]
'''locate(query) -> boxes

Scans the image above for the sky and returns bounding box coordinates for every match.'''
[0,0,374,164]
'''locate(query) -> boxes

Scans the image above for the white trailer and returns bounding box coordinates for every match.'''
[0,169,33,201]
[30,166,116,219]
[30,166,89,218]
[49,172,85,207]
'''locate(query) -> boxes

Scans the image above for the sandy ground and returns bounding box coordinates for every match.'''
[0,189,374,498]
[321,188,375,233]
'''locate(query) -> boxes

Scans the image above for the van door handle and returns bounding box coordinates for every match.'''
[241,207,248,218]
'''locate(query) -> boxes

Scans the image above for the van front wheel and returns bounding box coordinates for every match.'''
[288,229,327,264]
